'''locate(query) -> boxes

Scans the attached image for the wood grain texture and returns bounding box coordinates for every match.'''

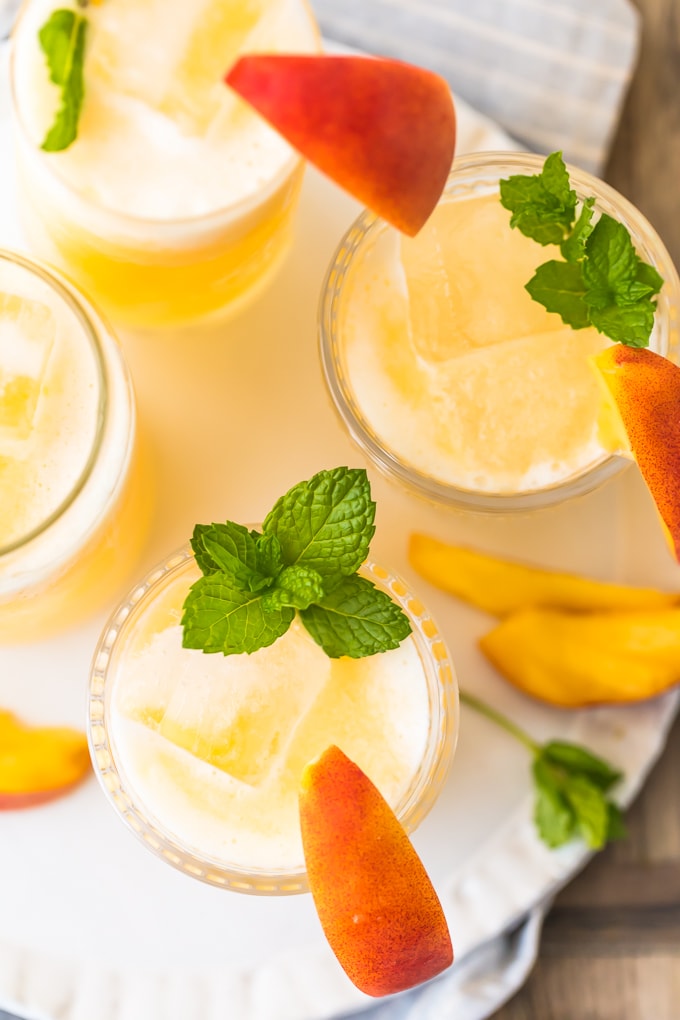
[494,7,680,1011]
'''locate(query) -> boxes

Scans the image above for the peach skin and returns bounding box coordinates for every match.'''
[299,745,452,997]
[409,534,678,616]
[225,55,456,236]
[0,710,91,809]
[593,346,680,560]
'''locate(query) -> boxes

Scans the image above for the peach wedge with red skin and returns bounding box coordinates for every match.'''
[299,745,453,997]
[225,55,456,236]
[593,346,680,560]
[0,710,91,810]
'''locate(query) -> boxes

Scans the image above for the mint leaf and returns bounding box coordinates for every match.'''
[563,774,611,849]
[191,522,281,592]
[264,565,325,611]
[181,575,293,655]
[607,802,627,842]
[542,741,622,792]
[500,152,577,246]
[263,467,375,584]
[634,260,664,298]
[589,301,656,348]
[502,153,664,348]
[39,9,88,152]
[300,574,411,658]
[560,198,595,263]
[525,261,590,329]
[583,215,638,296]
[533,758,575,848]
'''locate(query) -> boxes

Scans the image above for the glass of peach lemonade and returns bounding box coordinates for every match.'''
[0,249,149,641]
[320,152,680,512]
[10,0,320,328]
[88,468,458,894]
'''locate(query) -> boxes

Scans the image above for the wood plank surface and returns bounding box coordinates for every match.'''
[494,2,680,1014]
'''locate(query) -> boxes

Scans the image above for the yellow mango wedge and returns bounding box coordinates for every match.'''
[480,607,680,707]
[408,534,678,617]
[0,710,91,809]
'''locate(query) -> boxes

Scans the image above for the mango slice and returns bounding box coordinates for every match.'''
[0,710,91,809]
[593,346,680,560]
[408,534,678,616]
[480,607,680,707]
[299,745,452,996]
[226,55,456,236]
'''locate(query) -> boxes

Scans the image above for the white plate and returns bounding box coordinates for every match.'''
[1,45,679,1020]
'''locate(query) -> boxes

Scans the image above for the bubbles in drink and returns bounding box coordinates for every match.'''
[0,291,55,453]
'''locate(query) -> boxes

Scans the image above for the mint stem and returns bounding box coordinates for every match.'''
[459,690,541,756]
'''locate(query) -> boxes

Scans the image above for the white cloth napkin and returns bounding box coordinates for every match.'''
[311,0,640,174]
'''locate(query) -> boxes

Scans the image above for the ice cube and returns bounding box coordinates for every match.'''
[157,620,331,786]
[0,292,55,454]
[88,0,277,136]
[399,193,563,363]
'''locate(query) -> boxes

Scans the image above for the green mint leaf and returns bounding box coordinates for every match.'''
[181,575,293,655]
[264,565,325,611]
[300,574,411,658]
[542,741,622,792]
[500,151,577,246]
[634,260,664,298]
[607,802,627,842]
[560,197,595,263]
[263,467,375,584]
[191,522,281,592]
[583,214,638,298]
[525,260,590,329]
[39,9,88,152]
[589,300,656,348]
[533,758,576,848]
[563,774,611,849]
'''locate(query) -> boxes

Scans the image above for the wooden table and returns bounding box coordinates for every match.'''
[495,0,680,1015]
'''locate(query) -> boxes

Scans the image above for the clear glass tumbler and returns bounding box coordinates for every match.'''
[319,152,680,513]
[88,546,459,894]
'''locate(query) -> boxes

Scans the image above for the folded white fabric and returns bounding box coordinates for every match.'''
[311,0,640,174]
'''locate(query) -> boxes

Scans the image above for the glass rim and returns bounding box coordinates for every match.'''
[318,150,680,513]
[88,543,459,895]
[8,2,314,233]
[0,247,107,557]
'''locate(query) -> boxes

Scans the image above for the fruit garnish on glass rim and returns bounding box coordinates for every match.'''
[299,745,453,996]
[181,466,412,657]
[225,55,457,236]
[0,709,91,809]
[592,345,680,561]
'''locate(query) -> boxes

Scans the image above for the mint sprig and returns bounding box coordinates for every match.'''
[38,8,89,152]
[461,691,625,850]
[500,152,663,348]
[182,467,411,658]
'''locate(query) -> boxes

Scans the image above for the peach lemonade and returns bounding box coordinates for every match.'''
[320,152,680,511]
[89,468,457,893]
[10,0,320,327]
[0,250,149,639]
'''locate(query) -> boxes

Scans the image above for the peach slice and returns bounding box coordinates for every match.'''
[592,346,680,560]
[299,745,452,997]
[225,55,456,236]
[0,710,91,809]
[409,534,679,616]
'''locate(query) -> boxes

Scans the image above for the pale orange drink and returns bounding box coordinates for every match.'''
[320,153,680,512]
[0,250,150,640]
[10,0,320,327]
